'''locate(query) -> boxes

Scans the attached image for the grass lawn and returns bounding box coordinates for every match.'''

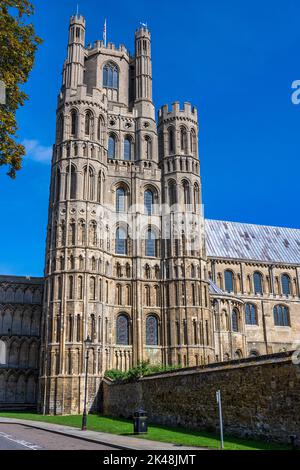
[0,411,290,451]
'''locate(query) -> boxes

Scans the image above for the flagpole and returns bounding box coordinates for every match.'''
[103,18,107,47]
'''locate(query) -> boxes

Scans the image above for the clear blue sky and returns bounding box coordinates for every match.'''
[1,0,300,277]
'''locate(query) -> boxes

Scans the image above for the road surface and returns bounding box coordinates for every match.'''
[0,424,117,450]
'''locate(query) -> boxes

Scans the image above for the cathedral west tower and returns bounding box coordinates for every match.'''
[39,15,213,415]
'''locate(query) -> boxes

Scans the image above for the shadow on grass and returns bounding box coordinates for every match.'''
[104,415,291,451]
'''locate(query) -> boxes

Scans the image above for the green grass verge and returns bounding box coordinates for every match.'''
[0,412,290,450]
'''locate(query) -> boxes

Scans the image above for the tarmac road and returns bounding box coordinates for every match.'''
[0,424,117,450]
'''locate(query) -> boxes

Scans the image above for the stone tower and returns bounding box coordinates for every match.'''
[157,103,213,367]
[39,15,214,415]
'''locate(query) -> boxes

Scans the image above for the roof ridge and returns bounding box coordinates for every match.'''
[206,219,300,232]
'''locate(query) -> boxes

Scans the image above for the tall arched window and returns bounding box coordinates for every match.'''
[245,303,257,325]
[273,305,290,326]
[190,128,197,157]
[168,127,175,154]
[116,227,128,255]
[0,340,6,365]
[89,221,97,246]
[180,127,188,153]
[193,183,200,212]
[78,220,86,245]
[253,272,263,295]
[65,165,77,200]
[145,136,152,160]
[232,309,239,332]
[146,315,159,346]
[97,171,102,203]
[168,180,177,206]
[182,180,190,205]
[108,135,116,159]
[85,111,93,136]
[224,270,234,293]
[68,221,75,245]
[144,189,154,215]
[57,113,64,141]
[281,274,291,296]
[89,277,96,300]
[83,167,95,200]
[116,187,126,213]
[55,168,61,202]
[116,314,130,345]
[145,285,151,306]
[103,63,119,89]
[70,110,77,136]
[68,276,74,299]
[145,229,157,257]
[124,137,132,161]
[78,276,83,300]
[97,115,104,143]
[116,285,122,305]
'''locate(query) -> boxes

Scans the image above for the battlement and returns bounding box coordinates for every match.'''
[158,101,198,121]
[87,40,129,56]
[70,14,86,27]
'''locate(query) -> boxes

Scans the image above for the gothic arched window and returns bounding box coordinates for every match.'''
[0,340,7,365]
[78,276,83,300]
[146,315,159,346]
[245,303,257,325]
[116,314,130,345]
[144,189,154,215]
[124,137,132,161]
[180,127,188,154]
[145,229,157,257]
[108,135,116,159]
[116,227,128,255]
[182,180,190,205]
[190,128,197,157]
[281,274,291,296]
[193,183,200,211]
[70,110,78,136]
[253,272,263,295]
[232,309,239,332]
[116,187,126,213]
[145,136,152,160]
[57,113,64,141]
[83,167,95,200]
[85,111,93,137]
[98,115,105,143]
[55,167,61,202]
[97,171,102,203]
[224,270,234,293]
[273,305,290,326]
[65,164,77,200]
[89,277,96,300]
[168,180,177,206]
[103,63,119,89]
[68,275,74,299]
[168,127,175,154]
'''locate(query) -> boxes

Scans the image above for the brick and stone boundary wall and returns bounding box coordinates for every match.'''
[102,351,300,445]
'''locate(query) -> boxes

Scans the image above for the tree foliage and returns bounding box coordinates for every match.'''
[0,0,42,177]
[105,362,183,383]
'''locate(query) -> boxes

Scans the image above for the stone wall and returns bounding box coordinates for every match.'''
[102,351,300,445]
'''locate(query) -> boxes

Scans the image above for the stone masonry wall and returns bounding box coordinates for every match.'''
[102,352,300,445]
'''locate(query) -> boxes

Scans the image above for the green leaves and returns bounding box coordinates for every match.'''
[105,362,183,383]
[0,0,42,177]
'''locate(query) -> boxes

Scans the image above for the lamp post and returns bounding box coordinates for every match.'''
[81,335,92,431]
